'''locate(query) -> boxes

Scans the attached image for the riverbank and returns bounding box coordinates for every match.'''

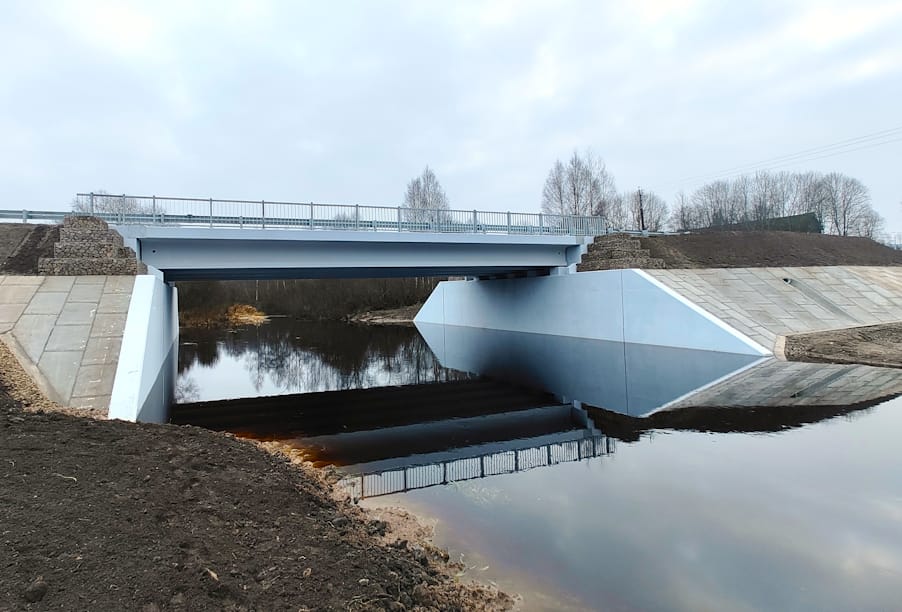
[346,304,421,326]
[0,342,513,611]
[784,322,902,369]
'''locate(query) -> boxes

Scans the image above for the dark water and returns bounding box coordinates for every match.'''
[177,319,902,611]
[177,319,467,402]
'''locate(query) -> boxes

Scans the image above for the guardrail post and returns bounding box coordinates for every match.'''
[539,213,543,234]
[89,192,94,215]
[309,203,314,229]
[397,207,402,231]
[355,204,359,230]
[209,198,213,227]
[151,195,157,223]
[507,211,511,234]
[472,210,477,232]
[261,200,266,229]
[568,216,573,235]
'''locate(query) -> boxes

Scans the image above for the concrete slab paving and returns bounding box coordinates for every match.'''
[91,313,127,337]
[45,324,91,352]
[1,276,44,285]
[72,364,117,398]
[97,292,131,314]
[83,336,122,365]
[57,302,97,325]
[68,282,105,302]
[647,266,902,352]
[13,314,57,362]
[0,274,136,413]
[24,291,68,315]
[0,303,26,325]
[38,350,82,402]
[74,275,107,285]
[104,277,135,293]
[2,285,39,303]
[40,276,76,291]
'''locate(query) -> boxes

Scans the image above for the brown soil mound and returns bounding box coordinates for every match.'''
[0,223,59,275]
[0,347,511,611]
[638,231,902,269]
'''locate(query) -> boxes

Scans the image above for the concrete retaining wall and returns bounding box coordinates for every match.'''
[415,270,769,356]
[108,276,178,423]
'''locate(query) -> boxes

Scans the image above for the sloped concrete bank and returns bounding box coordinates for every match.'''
[0,274,134,414]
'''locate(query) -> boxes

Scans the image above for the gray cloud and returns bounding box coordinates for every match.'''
[1,0,900,230]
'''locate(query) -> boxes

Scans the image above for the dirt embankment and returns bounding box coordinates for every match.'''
[0,341,512,611]
[784,322,902,369]
[0,223,59,275]
[638,231,902,269]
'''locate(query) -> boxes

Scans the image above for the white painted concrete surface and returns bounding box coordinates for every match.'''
[108,275,178,423]
[415,270,769,356]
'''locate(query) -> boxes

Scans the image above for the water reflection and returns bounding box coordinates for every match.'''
[177,319,902,610]
[416,322,766,416]
[177,319,467,402]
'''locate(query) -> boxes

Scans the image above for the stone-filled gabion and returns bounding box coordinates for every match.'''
[38,215,147,275]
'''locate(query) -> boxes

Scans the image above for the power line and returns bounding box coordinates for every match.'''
[669,126,902,187]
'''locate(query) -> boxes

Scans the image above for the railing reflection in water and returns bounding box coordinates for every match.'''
[338,434,614,500]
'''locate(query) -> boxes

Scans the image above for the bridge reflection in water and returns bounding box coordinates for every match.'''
[173,324,902,500]
[338,432,614,500]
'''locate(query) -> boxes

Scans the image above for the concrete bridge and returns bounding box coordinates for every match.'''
[4,197,902,428]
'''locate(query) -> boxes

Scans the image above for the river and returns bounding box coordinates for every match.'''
[177,318,902,611]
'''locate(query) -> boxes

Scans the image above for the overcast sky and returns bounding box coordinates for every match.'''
[2,0,900,232]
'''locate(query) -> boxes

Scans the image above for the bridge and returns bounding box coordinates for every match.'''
[5,193,606,281]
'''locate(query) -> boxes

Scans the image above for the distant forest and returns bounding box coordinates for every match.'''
[176,277,439,320]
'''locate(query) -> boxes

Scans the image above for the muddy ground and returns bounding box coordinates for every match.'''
[0,342,512,612]
[784,322,902,369]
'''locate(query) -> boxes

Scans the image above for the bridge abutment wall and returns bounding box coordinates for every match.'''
[108,276,178,423]
[415,270,769,355]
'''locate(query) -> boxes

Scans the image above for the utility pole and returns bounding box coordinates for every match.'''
[637,188,646,232]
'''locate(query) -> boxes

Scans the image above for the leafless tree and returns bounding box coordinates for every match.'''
[669,191,695,231]
[71,190,153,216]
[681,170,883,237]
[822,172,871,236]
[402,166,450,224]
[541,150,618,222]
[622,189,669,231]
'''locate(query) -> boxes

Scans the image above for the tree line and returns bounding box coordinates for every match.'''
[539,150,886,237]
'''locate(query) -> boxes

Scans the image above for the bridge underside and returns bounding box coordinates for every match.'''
[161,266,552,281]
[113,226,589,282]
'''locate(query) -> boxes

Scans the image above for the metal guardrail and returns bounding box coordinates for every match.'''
[49,192,605,236]
[337,434,614,500]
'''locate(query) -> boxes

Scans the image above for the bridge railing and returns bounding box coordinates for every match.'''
[336,433,614,500]
[67,193,606,236]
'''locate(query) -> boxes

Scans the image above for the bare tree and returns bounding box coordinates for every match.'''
[541,150,617,221]
[402,166,450,224]
[682,170,883,237]
[822,172,871,236]
[669,191,695,231]
[71,190,153,215]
